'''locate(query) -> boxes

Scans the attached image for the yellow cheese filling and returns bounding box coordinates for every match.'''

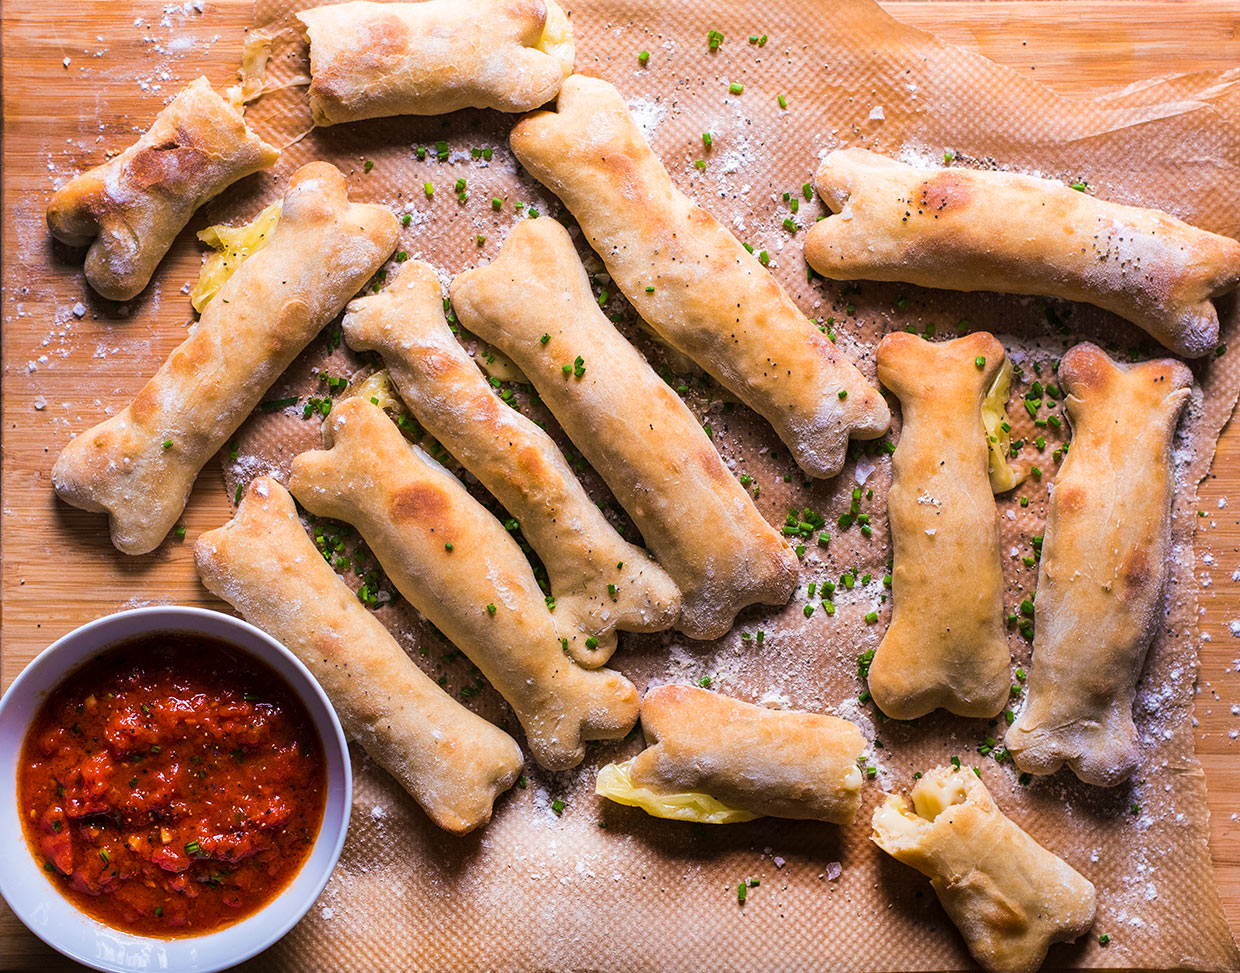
[189,200,282,312]
[595,759,760,825]
[537,1,575,78]
[871,768,970,851]
[981,358,1023,494]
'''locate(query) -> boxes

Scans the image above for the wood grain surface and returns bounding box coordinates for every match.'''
[2,1,1239,968]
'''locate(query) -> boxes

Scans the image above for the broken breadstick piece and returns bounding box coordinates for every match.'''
[47,76,279,301]
[52,162,398,555]
[805,148,1240,358]
[196,476,523,834]
[298,0,574,126]
[597,685,866,824]
[288,397,639,771]
[342,260,681,668]
[450,218,799,641]
[869,332,1011,719]
[509,75,890,478]
[873,766,1097,973]
[1006,343,1192,786]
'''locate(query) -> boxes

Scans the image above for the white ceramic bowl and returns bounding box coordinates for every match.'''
[0,606,352,972]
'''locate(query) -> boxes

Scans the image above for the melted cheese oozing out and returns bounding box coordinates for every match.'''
[981,357,1023,494]
[537,1,575,78]
[910,773,970,821]
[189,200,282,312]
[349,370,404,412]
[595,759,760,825]
[872,771,970,850]
[226,30,274,108]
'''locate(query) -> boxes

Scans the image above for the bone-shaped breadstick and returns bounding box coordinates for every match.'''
[873,766,1097,973]
[288,397,639,771]
[47,77,279,301]
[869,332,1011,719]
[805,148,1240,359]
[52,162,398,555]
[599,685,866,824]
[196,476,523,833]
[509,75,890,478]
[343,260,681,668]
[1006,343,1191,786]
[450,218,799,641]
[298,0,574,126]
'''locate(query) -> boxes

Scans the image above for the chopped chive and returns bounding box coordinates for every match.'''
[486,603,497,615]
[728,82,744,95]
[638,49,650,64]
[702,132,713,148]
[974,356,986,369]
[777,94,787,109]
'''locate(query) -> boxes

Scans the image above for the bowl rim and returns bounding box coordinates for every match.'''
[0,605,352,973]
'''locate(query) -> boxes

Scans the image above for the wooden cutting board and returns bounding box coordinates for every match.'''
[2,1,1239,967]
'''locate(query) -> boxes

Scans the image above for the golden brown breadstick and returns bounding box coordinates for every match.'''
[195,476,523,834]
[805,148,1240,358]
[450,218,798,641]
[597,685,866,824]
[509,75,889,478]
[52,162,397,555]
[873,766,1097,973]
[46,77,279,301]
[869,332,1010,719]
[343,260,681,668]
[288,397,639,771]
[298,0,573,126]
[1006,344,1192,786]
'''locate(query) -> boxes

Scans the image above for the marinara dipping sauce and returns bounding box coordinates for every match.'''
[17,632,328,937]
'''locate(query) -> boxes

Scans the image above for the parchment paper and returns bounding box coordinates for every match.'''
[199,0,1240,969]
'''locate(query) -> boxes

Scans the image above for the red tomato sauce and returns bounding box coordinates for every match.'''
[18,632,327,937]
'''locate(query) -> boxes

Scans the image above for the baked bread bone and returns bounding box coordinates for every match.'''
[51,162,398,555]
[450,218,799,641]
[298,0,574,126]
[805,148,1240,359]
[508,75,890,479]
[195,476,523,834]
[46,76,279,301]
[288,397,640,772]
[1006,343,1192,786]
[870,332,1011,719]
[342,260,681,669]
[626,685,867,824]
[872,766,1097,973]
